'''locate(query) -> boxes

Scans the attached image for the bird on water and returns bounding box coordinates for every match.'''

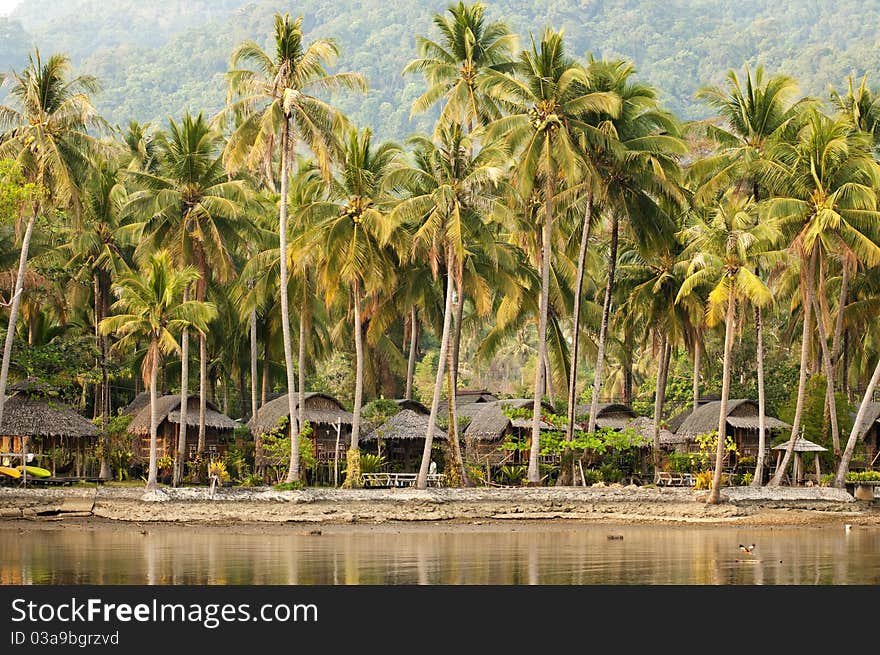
[738,544,756,553]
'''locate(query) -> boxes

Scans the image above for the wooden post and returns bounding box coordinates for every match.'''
[333,417,341,488]
[815,453,821,483]
[21,436,27,487]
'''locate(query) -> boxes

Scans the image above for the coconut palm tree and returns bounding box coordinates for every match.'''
[760,109,880,483]
[64,157,130,479]
[388,123,509,488]
[0,48,105,431]
[677,191,775,503]
[219,13,365,483]
[121,112,248,484]
[579,58,686,437]
[404,0,516,132]
[484,29,620,484]
[300,127,401,487]
[99,250,216,491]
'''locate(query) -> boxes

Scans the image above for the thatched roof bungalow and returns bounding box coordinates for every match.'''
[673,399,790,464]
[0,384,99,475]
[249,392,354,464]
[362,408,446,471]
[394,398,429,415]
[119,391,150,417]
[462,398,556,465]
[437,389,499,416]
[127,394,236,460]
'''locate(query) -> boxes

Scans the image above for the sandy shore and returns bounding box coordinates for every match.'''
[1,484,877,529]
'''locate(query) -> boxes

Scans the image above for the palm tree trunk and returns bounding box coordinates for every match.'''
[831,259,849,387]
[562,194,593,485]
[147,338,160,491]
[708,289,736,504]
[835,352,880,487]
[0,206,37,430]
[198,334,207,454]
[298,284,307,432]
[175,323,189,487]
[588,213,619,434]
[447,270,469,487]
[417,248,455,489]
[692,334,701,411]
[345,279,364,488]
[652,334,670,470]
[811,287,841,457]
[249,281,259,422]
[261,337,269,408]
[95,272,111,480]
[528,178,554,485]
[770,251,816,486]
[278,117,301,484]
[752,305,767,486]
[405,306,418,400]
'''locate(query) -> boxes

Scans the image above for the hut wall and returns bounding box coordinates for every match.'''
[134,423,229,460]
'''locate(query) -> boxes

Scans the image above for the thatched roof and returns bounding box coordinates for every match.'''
[623,416,675,446]
[128,394,237,436]
[772,437,827,453]
[362,409,446,442]
[120,391,150,416]
[853,402,880,441]
[675,399,790,437]
[394,398,430,415]
[437,390,499,414]
[248,392,353,437]
[464,398,555,441]
[573,403,637,429]
[0,392,99,439]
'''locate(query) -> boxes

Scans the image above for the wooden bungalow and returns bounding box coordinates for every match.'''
[361,408,446,471]
[437,389,499,416]
[672,399,791,467]
[0,383,99,477]
[851,402,880,468]
[462,398,556,467]
[771,437,827,486]
[248,392,354,466]
[127,394,237,461]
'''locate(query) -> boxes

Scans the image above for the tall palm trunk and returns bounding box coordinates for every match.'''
[835,352,880,487]
[562,194,592,486]
[298,283,307,432]
[345,279,365,488]
[811,291,841,456]
[175,321,189,487]
[528,178,554,485]
[404,307,418,400]
[447,270,469,487]
[752,305,767,486]
[94,272,111,480]
[279,117,301,483]
[0,206,37,430]
[198,334,207,454]
[588,212,620,434]
[147,338,160,491]
[831,259,849,388]
[770,251,816,486]
[652,334,671,470]
[417,248,455,489]
[692,335,701,411]
[708,289,736,504]
[248,276,259,421]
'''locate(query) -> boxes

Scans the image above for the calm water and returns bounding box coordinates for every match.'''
[2,522,879,585]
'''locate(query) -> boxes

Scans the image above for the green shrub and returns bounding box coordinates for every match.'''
[273,480,305,491]
[599,464,623,483]
[359,453,386,473]
[846,470,880,482]
[582,468,602,485]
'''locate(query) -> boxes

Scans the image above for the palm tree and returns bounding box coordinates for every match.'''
[122,112,248,485]
[677,191,775,503]
[761,109,880,483]
[388,123,509,488]
[219,13,365,483]
[580,58,685,437]
[404,1,516,132]
[301,127,401,487]
[65,157,130,480]
[484,29,620,484]
[0,48,104,431]
[99,250,215,491]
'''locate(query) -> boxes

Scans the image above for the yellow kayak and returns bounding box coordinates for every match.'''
[0,465,22,479]
[16,465,51,478]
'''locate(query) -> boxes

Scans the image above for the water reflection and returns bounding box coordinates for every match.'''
[1,523,878,585]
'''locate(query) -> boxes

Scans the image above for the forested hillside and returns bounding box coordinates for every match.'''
[4,0,880,139]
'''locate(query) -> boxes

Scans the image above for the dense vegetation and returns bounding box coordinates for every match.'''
[2,1,880,496]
